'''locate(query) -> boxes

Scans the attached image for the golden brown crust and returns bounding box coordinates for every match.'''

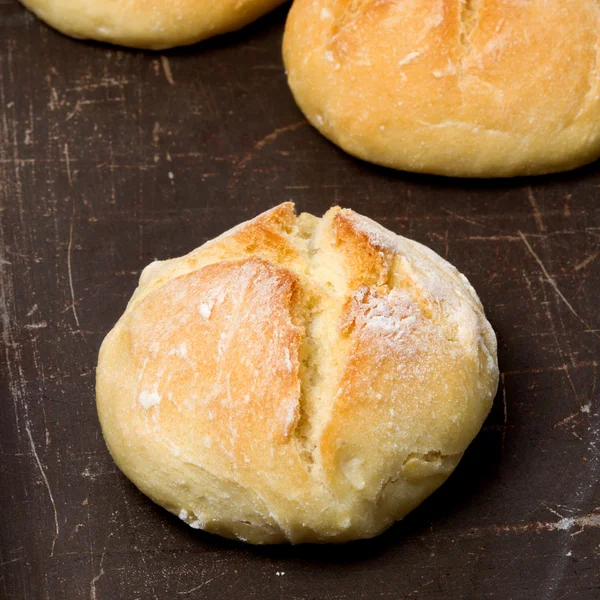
[20,0,286,49]
[331,209,395,288]
[97,203,498,543]
[283,0,600,177]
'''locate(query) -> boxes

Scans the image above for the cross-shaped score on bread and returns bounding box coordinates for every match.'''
[96,203,498,543]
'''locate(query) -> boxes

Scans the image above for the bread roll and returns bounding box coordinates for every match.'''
[96,203,498,543]
[283,0,600,177]
[20,0,285,50]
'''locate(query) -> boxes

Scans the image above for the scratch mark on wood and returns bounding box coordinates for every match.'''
[539,506,587,599]
[460,230,580,242]
[461,234,521,241]
[25,422,59,556]
[552,404,591,430]
[460,512,600,539]
[402,578,435,598]
[543,504,568,521]
[24,321,48,330]
[0,557,22,567]
[67,206,80,328]
[177,573,226,595]
[237,121,307,170]
[0,137,25,437]
[518,232,598,338]
[0,270,12,349]
[527,187,546,232]
[441,208,485,228]
[574,250,599,271]
[68,76,130,93]
[563,364,582,403]
[88,523,127,599]
[64,144,72,186]
[160,56,175,85]
[65,100,81,122]
[90,568,105,600]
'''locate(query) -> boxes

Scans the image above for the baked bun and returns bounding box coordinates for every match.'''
[20,0,285,50]
[96,203,498,544]
[283,1,600,177]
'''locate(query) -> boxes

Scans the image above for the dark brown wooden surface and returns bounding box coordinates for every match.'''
[1,3,599,599]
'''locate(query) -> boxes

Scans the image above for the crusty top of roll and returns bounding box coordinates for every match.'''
[283,0,600,177]
[21,0,285,49]
[97,203,498,543]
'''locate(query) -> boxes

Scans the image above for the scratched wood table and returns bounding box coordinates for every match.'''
[1,3,599,599]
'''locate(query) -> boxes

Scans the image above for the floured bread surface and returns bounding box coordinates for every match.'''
[20,0,285,50]
[283,0,600,177]
[96,203,498,543]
